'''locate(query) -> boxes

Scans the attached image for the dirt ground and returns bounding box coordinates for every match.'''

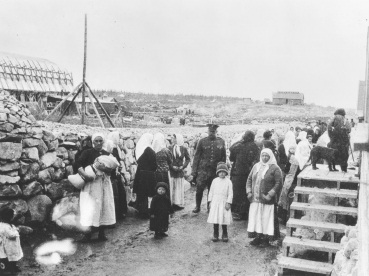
[18,186,281,276]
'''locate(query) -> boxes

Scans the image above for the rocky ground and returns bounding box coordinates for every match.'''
[18,186,281,276]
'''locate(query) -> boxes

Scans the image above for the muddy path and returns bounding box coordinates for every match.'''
[19,187,281,276]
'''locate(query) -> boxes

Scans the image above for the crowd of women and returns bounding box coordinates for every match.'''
[69,108,351,245]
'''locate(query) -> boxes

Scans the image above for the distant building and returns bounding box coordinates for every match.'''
[272,91,304,105]
[357,80,366,118]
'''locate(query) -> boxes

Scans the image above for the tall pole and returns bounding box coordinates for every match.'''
[81,14,87,124]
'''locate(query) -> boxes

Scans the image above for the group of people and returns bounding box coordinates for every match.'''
[0,108,353,272]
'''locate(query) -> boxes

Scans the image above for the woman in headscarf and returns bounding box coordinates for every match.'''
[295,131,313,170]
[277,144,300,224]
[277,131,297,174]
[169,133,190,210]
[133,133,157,218]
[152,132,172,187]
[74,133,116,242]
[246,148,282,246]
[105,131,128,219]
[229,130,260,221]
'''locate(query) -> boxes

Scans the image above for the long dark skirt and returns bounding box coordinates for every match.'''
[231,174,249,219]
[136,193,149,217]
[150,215,169,233]
[111,177,128,218]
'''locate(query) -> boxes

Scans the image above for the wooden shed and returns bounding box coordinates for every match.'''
[272,91,304,105]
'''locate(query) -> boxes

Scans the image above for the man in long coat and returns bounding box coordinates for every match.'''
[192,124,226,213]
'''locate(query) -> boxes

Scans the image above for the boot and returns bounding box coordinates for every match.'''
[212,224,219,242]
[250,235,262,246]
[192,191,202,213]
[97,228,108,241]
[78,232,92,243]
[221,225,228,242]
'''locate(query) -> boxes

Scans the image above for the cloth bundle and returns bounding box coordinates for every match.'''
[68,165,97,189]
[94,155,119,173]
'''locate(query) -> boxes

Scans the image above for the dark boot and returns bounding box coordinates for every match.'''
[97,228,108,241]
[212,224,219,242]
[260,235,270,247]
[192,190,203,213]
[250,234,262,246]
[78,232,92,243]
[221,225,228,242]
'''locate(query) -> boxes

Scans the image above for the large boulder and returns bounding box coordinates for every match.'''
[56,147,68,160]
[19,161,30,176]
[40,152,57,169]
[64,133,78,143]
[0,162,20,172]
[38,167,55,184]
[37,139,49,157]
[46,179,75,200]
[21,147,39,162]
[53,168,65,181]
[22,181,43,198]
[0,199,28,215]
[42,129,56,142]
[52,157,64,169]
[0,184,22,197]
[0,142,22,160]
[65,165,74,177]
[0,122,14,132]
[45,139,58,151]
[28,127,43,139]
[27,195,52,222]
[0,175,20,185]
[21,162,40,183]
[22,138,42,148]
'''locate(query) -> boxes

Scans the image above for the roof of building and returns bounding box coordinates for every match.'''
[272,91,304,100]
[0,52,73,93]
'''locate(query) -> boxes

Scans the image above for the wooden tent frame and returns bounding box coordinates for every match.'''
[45,15,115,128]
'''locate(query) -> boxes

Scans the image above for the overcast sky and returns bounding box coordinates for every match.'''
[1,0,368,108]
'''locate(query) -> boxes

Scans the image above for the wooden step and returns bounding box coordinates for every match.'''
[279,256,333,275]
[294,186,357,199]
[290,202,358,216]
[283,236,341,253]
[287,218,346,233]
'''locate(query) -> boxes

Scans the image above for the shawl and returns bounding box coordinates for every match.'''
[283,131,297,156]
[135,133,154,160]
[152,133,167,153]
[173,133,184,158]
[255,148,278,179]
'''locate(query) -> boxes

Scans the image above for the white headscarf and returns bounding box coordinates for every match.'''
[173,133,184,158]
[135,133,153,160]
[297,131,307,141]
[103,139,115,154]
[91,133,105,148]
[152,133,167,153]
[107,131,120,146]
[256,148,277,179]
[283,131,297,156]
[295,132,313,170]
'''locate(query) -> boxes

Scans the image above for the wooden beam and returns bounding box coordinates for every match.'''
[44,84,81,120]
[85,82,115,127]
[81,15,88,124]
[86,87,105,128]
[57,85,82,123]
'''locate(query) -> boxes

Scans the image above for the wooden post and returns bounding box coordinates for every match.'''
[44,84,81,120]
[57,85,82,123]
[81,14,88,124]
[85,83,116,127]
[86,88,105,128]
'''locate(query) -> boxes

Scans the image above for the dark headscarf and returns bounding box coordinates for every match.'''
[263,130,272,140]
[334,108,346,117]
[263,140,276,151]
[243,130,255,143]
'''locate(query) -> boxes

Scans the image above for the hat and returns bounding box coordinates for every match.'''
[334,108,346,117]
[216,162,228,175]
[207,124,219,131]
[156,182,169,192]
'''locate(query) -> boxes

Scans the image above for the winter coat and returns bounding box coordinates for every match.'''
[150,194,173,232]
[133,147,157,197]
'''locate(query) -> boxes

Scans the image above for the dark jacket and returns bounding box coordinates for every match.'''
[246,163,282,205]
[229,141,260,176]
[133,147,157,197]
[150,184,173,232]
[169,146,190,178]
[192,136,226,182]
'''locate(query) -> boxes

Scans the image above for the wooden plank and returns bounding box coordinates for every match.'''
[353,123,369,151]
[278,256,333,275]
[283,236,341,253]
[287,218,346,233]
[293,186,357,198]
[290,202,358,216]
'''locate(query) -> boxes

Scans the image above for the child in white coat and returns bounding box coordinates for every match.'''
[207,162,233,242]
[0,208,23,273]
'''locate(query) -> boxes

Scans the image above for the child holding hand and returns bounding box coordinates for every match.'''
[207,162,233,242]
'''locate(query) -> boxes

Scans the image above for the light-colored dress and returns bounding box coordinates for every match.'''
[80,169,116,227]
[207,177,233,225]
[0,222,23,261]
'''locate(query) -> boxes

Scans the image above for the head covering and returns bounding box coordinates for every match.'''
[297,131,307,141]
[80,136,92,150]
[152,133,167,153]
[107,131,120,147]
[216,162,228,176]
[103,139,115,154]
[156,182,169,193]
[295,126,302,132]
[207,124,219,131]
[91,133,105,148]
[283,131,297,155]
[295,135,313,169]
[135,133,153,160]
[243,130,255,143]
[173,133,184,158]
[256,148,278,179]
[263,130,272,139]
[263,140,276,151]
[334,108,346,117]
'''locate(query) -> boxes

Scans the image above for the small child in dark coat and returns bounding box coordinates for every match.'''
[150,182,173,238]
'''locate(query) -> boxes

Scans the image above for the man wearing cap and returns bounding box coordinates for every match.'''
[192,124,226,213]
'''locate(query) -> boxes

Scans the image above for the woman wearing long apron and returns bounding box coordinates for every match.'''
[152,133,172,187]
[169,133,190,210]
[75,133,116,242]
[133,133,157,219]
[247,148,282,246]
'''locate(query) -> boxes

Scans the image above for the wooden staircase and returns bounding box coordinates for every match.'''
[278,164,359,275]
